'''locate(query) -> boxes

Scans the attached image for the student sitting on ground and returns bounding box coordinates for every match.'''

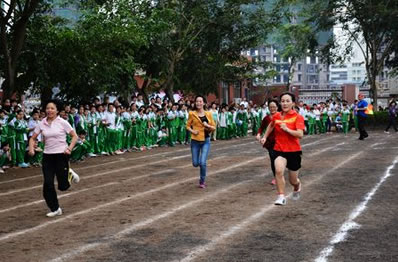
[0,142,12,173]
[71,130,91,162]
[26,138,43,167]
[157,126,168,147]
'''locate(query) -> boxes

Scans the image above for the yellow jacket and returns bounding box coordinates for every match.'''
[186,110,216,141]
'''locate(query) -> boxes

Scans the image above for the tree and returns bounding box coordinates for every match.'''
[0,0,41,100]
[303,0,398,110]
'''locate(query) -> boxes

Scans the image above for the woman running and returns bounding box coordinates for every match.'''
[261,92,305,205]
[29,100,80,217]
[256,99,280,185]
[186,95,216,188]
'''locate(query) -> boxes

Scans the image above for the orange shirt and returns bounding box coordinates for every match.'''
[272,110,305,152]
[186,110,216,142]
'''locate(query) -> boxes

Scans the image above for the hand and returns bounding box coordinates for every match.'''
[192,130,199,135]
[260,137,266,145]
[28,150,35,157]
[280,123,289,132]
[256,134,261,141]
[64,148,72,155]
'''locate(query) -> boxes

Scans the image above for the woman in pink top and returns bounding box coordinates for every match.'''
[29,100,79,217]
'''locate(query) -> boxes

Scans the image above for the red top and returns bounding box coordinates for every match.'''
[272,110,305,152]
[258,115,275,150]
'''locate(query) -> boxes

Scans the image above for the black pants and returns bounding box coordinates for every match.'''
[385,116,398,132]
[42,153,70,211]
[357,115,368,139]
[267,148,277,177]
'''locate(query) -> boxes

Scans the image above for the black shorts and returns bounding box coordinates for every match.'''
[274,151,302,171]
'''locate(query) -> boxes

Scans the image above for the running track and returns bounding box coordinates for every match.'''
[0,132,397,262]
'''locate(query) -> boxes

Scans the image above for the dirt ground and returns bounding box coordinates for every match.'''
[0,131,397,262]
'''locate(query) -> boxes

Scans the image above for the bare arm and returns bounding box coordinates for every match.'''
[28,133,39,156]
[280,123,304,139]
[65,130,78,155]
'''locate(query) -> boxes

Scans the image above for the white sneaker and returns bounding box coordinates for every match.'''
[88,153,97,157]
[0,168,4,174]
[274,195,286,206]
[46,207,62,217]
[384,131,390,134]
[68,168,80,184]
[292,182,301,201]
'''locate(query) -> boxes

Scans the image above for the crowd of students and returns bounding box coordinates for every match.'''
[0,94,369,174]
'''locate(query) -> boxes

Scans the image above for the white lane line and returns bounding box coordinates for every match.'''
[0,142,254,197]
[0,156,226,214]
[174,151,364,262]
[0,182,118,214]
[0,137,254,186]
[314,156,398,262]
[46,139,346,261]
[0,157,263,242]
[48,181,250,262]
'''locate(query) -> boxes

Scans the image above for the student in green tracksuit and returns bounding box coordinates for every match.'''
[177,104,188,144]
[0,110,9,148]
[115,106,124,153]
[228,107,237,138]
[307,108,316,135]
[27,138,43,166]
[236,105,248,137]
[218,106,229,140]
[157,126,168,147]
[87,105,100,154]
[342,105,351,135]
[130,104,139,150]
[136,107,147,150]
[97,104,108,155]
[167,104,178,146]
[121,106,132,151]
[249,107,260,135]
[9,110,29,167]
[71,130,91,161]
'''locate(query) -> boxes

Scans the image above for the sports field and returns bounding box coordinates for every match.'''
[0,131,397,262]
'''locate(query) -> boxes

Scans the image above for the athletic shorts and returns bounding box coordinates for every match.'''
[274,150,302,171]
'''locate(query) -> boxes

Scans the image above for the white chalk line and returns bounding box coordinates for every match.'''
[0,182,118,214]
[0,155,227,214]
[0,137,341,244]
[0,137,255,186]
[314,156,398,262]
[0,141,256,197]
[0,157,263,243]
[48,181,251,262]
[46,139,346,261]
[174,150,366,262]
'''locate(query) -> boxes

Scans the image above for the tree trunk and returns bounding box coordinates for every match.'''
[136,77,150,105]
[370,75,378,112]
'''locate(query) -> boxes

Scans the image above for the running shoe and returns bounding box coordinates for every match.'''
[274,195,286,205]
[384,131,390,134]
[292,182,301,201]
[88,153,97,157]
[198,182,206,189]
[0,168,4,174]
[68,168,80,184]
[18,163,30,168]
[46,207,62,217]
[270,178,276,185]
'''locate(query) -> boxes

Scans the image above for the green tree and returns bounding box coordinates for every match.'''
[303,0,398,110]
[0,0,41,100]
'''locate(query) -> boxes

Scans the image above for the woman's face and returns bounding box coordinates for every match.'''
[269,102,278,114]
[280,95,294,113]
[46,103,58,119]
[195,97,204,110]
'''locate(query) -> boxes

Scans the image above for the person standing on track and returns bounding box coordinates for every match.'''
[28,100,80,217]
[261,92,305,206]
[186,95,216,188]
[385,100,397,133]
[356,93,369,140]
[256,99,280,185]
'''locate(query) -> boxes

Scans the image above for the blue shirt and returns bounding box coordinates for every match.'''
[357,100,368,118]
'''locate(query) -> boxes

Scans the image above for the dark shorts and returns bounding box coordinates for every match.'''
[274,151,302,171]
